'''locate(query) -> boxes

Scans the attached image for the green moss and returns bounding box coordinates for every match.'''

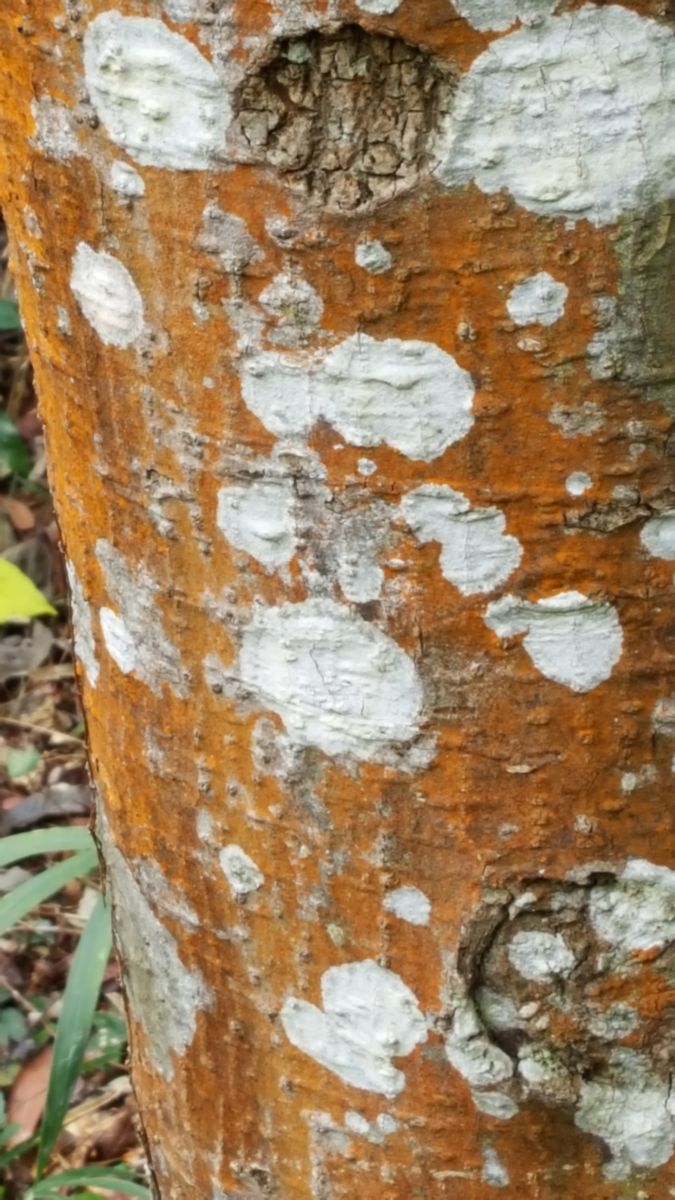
[588,202,675,415]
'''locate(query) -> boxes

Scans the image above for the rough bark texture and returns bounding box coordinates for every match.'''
[1,2,675,1197]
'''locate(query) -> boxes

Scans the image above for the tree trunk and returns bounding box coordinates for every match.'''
[1,1,675,1196]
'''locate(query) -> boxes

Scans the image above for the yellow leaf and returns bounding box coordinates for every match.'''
[0,559,56,623]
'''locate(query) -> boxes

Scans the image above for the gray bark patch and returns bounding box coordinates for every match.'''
[231,25,455,213]
[100,826,212,1079]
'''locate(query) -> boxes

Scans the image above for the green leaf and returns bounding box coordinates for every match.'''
[0,847,98,937]
[5,745,41,780]
[31,1166,150,1198]
[0,1005,27,1044]
[37,894,112,1175]
[0,827,95,869]
[0,559,56,623]
[0,1062,20,1087]
[0,1129,36,1168]
[0,299,21,333]
[0,411,30,478]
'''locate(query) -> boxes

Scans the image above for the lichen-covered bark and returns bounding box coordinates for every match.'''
[1,2,674,1197]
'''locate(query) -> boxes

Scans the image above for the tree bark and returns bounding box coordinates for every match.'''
[1,2,675,1196]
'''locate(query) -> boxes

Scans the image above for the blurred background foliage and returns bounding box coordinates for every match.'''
[0,220,148,1199]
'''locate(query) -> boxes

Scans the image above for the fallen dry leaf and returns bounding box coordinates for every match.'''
[7,1043,53,1144]
[1,496,36,533]
[0,620,53,683]
[16,409,42,442]
[0,780,91,833]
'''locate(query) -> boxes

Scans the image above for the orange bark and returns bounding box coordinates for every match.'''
[1,2,674,1197]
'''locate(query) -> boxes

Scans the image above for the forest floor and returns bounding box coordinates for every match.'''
[0,223,145,1198]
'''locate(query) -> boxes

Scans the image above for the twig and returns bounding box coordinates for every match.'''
[0,717,85,747]
[0,971,51,1026]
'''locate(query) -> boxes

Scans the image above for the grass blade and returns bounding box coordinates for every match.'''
[36,894,112,1175]
[31,1165,150,1198]
[0,847,98,937]
[0,298,21,332]
[0,411,31,477]
[0,827,94,868]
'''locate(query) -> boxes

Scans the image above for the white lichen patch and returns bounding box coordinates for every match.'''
[652,697,675,738]
[316,336,474,462]
[485,591,623,693]
[435,6,675,225]
[96,540,187,697]
[57,307,72,336]
[219,844,264,898]
[507,931,576,982]
[329,553,377,603]
[355,240,393,275]
[334,503,391,605]
[240,334,475,462]
[454,0,557,31]
[70,243,144,348]
[402,484,522,595]
[99,828,212,1078]
[620,764,657,794]
[549,402,603,439]
[565,472,592,497]
[344,1110,399,1143]
[110,160,145,197]
[476,988,520,1034]
[383,886,431,926]
[259,272,324,345]
[197,204,261,274]
[196,809,214,843]
[374,1113,399,1137]
[238,598,423,760]
[473,1091,519,1120]
[344,1110,370,1137]
[83,12,231,170]
[444,1000,514,1089]
[481,1143,510,1189]
[31,97,82,161]
[575,1050,675,1178]
[640,511,675,560]
[65,561,99,687]
[23,209,41,240]
[100,606,137,675]
[586,1003,638,1042]
[281,959,426,1097]
[355,0,403,12]
[336,550,383,605]
[586,295,622,381]
[589,858,675,954]
[216,477,296,572]
[506,272,568,327]
[517,1044,572,1100]
[240,352,314,440]
[163,0,200,19]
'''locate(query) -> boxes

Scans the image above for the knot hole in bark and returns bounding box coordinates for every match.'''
[231,25,456,213]
[455,875,675,1111]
